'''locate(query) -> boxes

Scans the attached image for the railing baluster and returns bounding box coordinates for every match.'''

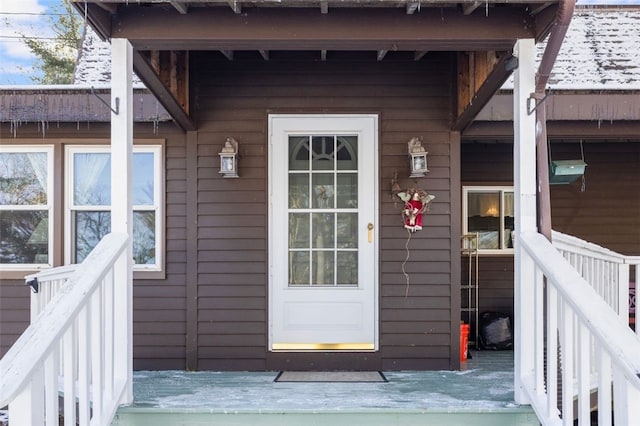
[546,284,559,420]
[104,271,115,401]
[77,304,91,426]
[597,347,612,426]
[577,323,590,425]
[535,265,545,393]
[63,325,77,426]
[44,345,59,426]
[91,284,104,423]
[561,300,574,426]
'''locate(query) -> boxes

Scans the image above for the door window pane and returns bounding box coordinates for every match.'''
[289,136,310,171]
[289,251,310,285]
[337,251,357,285]
[312,174,334,209]
[311,136,335,170]
[289,174,309,209]
[289,213,309,248]
[312,251,334,285]
[336,213,357,248]
[336,136,357,170]
[312,213,335,248]
[336,174,357,208]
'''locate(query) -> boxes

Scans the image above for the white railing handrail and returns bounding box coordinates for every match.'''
[24,264,78,284]
[521,231,640,385]
[551,230,628,265]
[0,232,128,407]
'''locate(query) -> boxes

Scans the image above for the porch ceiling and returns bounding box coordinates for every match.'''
[73,0,558,131]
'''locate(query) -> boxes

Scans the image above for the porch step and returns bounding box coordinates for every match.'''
[111,351,538,426]
[112,407,538,426]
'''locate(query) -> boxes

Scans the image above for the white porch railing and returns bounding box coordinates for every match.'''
[0,233,131,426]
[517,231,640,426]
[25,265,78,322]
[552,230,640,332]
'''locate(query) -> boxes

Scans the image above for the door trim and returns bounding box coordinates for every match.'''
[267,114,379,352]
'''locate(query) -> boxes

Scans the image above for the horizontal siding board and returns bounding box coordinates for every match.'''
[383,333,450,346]
[199,322,265,335]
[197,286,267,298]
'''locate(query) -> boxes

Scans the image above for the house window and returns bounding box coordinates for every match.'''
[0,146,54,268]
[66,146,163,270]
[463,186,514,253]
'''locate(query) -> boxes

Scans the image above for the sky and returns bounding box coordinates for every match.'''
[1,0,640,86]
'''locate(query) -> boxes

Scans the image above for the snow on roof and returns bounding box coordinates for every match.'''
[73,26,144,88]
[505,7,640,90]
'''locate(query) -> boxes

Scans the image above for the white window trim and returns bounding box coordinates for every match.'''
[462,185,515,255]
[65,145,164,271]
[0,145,54,270]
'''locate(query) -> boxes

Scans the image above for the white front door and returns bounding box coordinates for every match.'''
[269,114,378,351]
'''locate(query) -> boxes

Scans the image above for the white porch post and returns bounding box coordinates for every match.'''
[513,38,537,405]
[111,38,134,404]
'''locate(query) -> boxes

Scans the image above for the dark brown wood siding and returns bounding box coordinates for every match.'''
[0,124,189,370]
[192,51,458,371]
[461,140,640,333]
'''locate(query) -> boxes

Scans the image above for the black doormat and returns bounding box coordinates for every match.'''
[274,371,387,383]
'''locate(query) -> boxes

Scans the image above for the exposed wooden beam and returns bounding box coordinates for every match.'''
[462,1,482,15]
[92,3,118,14]
[227,0,242,14]
[170,1,189,14]
[320,50,327,61]
[414,50,428,61]
[406,2,420,14]
[454,52,515,131]
[220,50,234,60]
[133,50,195,131]
[530,2,553,15]
[259,50,269,60]
[114,8,536,52]
[72,3,112,40]
[320,1,329,14]
[377,50,388,61]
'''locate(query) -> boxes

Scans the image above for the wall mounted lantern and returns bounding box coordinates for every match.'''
[219,137,239,178]
[408,137,429,178]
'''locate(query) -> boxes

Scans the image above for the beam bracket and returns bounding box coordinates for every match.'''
[91,86,120,115]
[527,92,550,115]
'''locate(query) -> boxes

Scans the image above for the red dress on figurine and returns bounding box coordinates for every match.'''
[403,194,423,232]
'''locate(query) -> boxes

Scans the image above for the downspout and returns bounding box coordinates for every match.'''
[532,0,575,241]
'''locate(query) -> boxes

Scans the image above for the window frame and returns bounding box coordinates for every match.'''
[0,145,54,270]
[65,145,164,272]
[462,185,515,255]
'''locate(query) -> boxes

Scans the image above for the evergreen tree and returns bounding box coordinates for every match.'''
[20,0,84,84]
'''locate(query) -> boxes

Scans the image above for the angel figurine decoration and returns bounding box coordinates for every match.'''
[397,187,435,232]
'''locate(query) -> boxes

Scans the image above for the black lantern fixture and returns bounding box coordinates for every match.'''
[408,137,429,178]
[219,137,239,178]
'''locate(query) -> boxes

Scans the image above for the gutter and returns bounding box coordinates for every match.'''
[533,0,576,241]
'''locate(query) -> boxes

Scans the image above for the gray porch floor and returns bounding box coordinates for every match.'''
[113,350,538,425]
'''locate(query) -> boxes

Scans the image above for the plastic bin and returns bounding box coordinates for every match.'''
[460,322,470,362]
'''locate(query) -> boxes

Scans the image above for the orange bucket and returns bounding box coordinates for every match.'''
[460,322,470,362]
